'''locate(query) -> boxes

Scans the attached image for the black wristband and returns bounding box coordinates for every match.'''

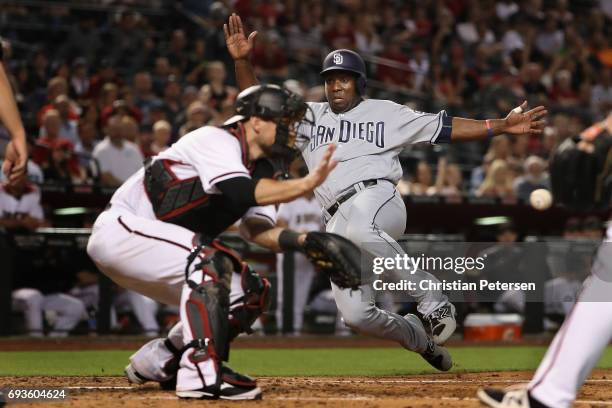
[279,230,302,252]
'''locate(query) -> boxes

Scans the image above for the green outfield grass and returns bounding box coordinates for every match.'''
[1,347,612,377]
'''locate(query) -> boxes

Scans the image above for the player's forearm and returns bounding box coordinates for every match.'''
[0,64,26,142]
[241,219,306,253]
[450,117,507,142]
[254,178,314,206]
[235,59,258,91]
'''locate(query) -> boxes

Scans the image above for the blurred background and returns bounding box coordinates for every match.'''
[0,0,610,340]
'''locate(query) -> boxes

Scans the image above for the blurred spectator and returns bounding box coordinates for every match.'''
[132,71,161,125]
[470,135,512,193]
[408,161,433,196]
[354,14,383,57]
[409,47,430,92]
[41,94,79,144]
[92,115,144,187]
[32,109,74,167]
[0,176,45,231]
[591,68,612,119]
[428,157,463,197]
[323,14,355,49]
[252,32,289,82]
[549,70,579,107]
[74,120,99,168]
[151,120,171,154]
[162,76,183,130]
[563,217,583,239]
[534,14,565,59]
[513,155,550,201]
[582,216,605,240]
[377,41,411,89]
[69,58,90,101]
[286,10,322,59]
[101,99,142,128]
[477,159,516,199]
[43,139,86,184]
[119,115,140,144]
[199,62,237,122]
[179,101,213,137]
[88,59,121,100]
[12,288,86,337]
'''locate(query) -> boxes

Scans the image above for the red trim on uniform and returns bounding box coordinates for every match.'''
[209,171,250,185]
[158,195,210,220]
[227,123,250,169]
[529,282,586,393]
[221,375,256,388]
[116,216,203,261]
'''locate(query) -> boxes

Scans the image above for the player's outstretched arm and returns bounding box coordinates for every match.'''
[0,62,27,184]
[450,101,547,142]
[254,145,337,205]
[224,13,259,91]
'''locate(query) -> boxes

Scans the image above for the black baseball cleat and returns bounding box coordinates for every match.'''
[421,339,452,372]
[477,388,550,408]
[423,303,457,345]
[175,366,262,400]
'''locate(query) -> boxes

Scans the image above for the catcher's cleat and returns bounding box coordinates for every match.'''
[176,366,262,400]
[424,303,457,345]
[477,388,549,408]
[420,339,453,372]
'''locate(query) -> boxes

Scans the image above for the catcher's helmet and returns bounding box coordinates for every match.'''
[225,84,306,125]
[223,84,310,161]
[320,49,367,94]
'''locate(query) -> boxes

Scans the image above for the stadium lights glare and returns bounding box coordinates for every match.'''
[474,216,511,226]
[53,207,89,216]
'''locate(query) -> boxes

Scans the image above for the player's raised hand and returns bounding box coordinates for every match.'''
[224,13,257,61]
[304,145,338,190]
[503,101,547,136]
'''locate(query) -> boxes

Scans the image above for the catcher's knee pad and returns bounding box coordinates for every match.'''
[228,265,270,342]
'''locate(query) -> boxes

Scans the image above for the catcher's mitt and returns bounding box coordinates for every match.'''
[302,232,362,290]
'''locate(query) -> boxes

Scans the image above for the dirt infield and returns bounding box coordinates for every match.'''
[2,370,612,407]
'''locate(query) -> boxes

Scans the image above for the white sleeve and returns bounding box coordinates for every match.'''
[390,102,453,146]
[175,128,251,192]
[276,202,293,223]
[27,189,44,220]
[242,205,277,227]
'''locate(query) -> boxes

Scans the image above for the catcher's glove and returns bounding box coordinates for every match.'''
[302,232,362,290]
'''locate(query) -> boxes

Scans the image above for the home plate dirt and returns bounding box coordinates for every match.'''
[2,370,612,407]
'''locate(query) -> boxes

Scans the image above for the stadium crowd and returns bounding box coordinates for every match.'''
[0,0,610,196]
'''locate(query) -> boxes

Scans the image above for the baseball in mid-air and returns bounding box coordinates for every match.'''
[529,188,553,210]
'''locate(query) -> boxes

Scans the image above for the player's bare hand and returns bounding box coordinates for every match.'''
[224,13,257,61]
[503,101,547,136]
[2,138,28,185]
[304,145,337,191]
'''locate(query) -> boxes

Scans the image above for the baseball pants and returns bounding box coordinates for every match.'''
[87,209,248,391]
[528,240,612,408]
[11,288,86,337]
[276,252,315,333]
[324,180,448,353]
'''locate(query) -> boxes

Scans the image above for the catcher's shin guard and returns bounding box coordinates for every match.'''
[228,264,271,344]
[179,241,235,395]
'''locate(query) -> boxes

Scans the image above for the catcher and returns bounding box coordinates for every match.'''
[88,85,346,400]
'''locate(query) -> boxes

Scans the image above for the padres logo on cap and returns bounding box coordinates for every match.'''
[333,52,343,65]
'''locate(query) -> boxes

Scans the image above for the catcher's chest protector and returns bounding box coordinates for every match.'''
[144,158,245,237]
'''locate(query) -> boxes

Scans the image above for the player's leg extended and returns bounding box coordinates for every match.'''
[528,248,612,408]
[331,180,456,343]
[326,195,451,371]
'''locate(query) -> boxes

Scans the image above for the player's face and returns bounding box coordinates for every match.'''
[324,71,359,113]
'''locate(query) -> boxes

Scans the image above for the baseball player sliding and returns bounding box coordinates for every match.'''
[88,85,343,400]
[225,13,546,361]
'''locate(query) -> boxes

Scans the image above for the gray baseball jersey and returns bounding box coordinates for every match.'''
[297,99,452,207]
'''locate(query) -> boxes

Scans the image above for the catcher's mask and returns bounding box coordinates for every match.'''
[223,84,313,160]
